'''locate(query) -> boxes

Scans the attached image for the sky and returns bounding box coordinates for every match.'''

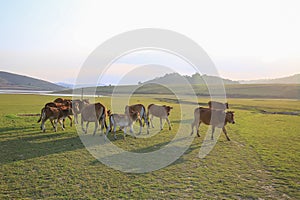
[0,0,299,85]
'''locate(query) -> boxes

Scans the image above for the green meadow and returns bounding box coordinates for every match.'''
[0,94,299,199]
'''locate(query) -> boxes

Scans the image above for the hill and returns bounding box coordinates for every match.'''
[0,71,65,91]
[142,73,240,85]
[240,74,300,84]
[57,83,300,99]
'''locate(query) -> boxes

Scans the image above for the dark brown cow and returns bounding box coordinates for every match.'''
[81,103,108,135]
[208,101,229,110]
[190,107,235,141]
[38,106,73,132]
[38,101,73,128]
[54,98,72,106]
[147,104,173,131]
[106,107,141,140]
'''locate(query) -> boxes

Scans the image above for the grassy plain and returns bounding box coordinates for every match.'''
[0,94,299,199]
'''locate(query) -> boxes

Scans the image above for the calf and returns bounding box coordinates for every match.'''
[190,107,235,141]
[147,104,173,131]
[81,103,107,135]
[72,99,90,124]
[106,107,141,140]
[208,101,229,110]
[38,106,72,132]
[125,104,148,133]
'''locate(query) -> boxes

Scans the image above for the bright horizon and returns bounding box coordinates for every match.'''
[0,0,299,84]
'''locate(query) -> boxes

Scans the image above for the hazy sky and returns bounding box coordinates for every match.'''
[0,0,299,84]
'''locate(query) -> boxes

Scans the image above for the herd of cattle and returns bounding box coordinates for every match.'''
[37,98,235,141]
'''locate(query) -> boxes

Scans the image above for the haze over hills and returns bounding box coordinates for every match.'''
[0,71,65,91]
[240,74,300,84]
[142,73,240,85]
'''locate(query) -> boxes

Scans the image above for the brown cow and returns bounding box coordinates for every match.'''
[72,99,90,124]
[190,107,235,141]
[106,107,141,140]
[147,104,173,131]
[38,106,73,132]
[208,101,229,110]
[81,102,108,135]
[125,104,148,133]
[38,101,73,128]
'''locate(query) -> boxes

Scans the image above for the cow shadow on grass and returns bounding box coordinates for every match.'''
[0,128,87,165]
[89,135,201,171]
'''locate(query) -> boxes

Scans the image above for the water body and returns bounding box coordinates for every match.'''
[0,90,102,97]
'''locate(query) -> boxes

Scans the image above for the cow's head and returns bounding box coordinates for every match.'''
[163,105,173,115]
[226,111,235,124]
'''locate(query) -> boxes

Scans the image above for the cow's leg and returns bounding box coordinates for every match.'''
[166,117,171,130]
[68,116,72,127]
[93,121,99,136]
[85,122,89,134]
[62,118,66,128]
[123,127,127,140]
[60,119,65,131]
[105,123,110,140]
[222,127,231,141]
[211,126,215,140]
[54,119,58,132]
[74,113,78,124]
[99,119,104,135]
[150,115,154,128]
[196,122,201,137]
[159,118,163,130]
[50,119,55,129]
[129,124,136,139]
[113,125,117,140]
[81,117,86,134]
[138,118,142,135]
[190,119,195,135]
[41,118,47,132]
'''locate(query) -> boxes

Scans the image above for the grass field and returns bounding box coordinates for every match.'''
[0,94,299,199]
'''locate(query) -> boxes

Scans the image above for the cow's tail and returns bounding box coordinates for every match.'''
[108,112,113,132]
[141,105,148,127]
[37,108,45,123]
[102,108,108,129]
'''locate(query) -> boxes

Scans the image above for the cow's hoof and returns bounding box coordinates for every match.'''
[197,133,201,137]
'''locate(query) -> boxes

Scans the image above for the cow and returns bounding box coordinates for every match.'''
[38,101,73,128]
[72,99,90,124]
[208,101,229,110]
[147,104,173,131]
[125,104,149,133]
[53,98,72,106]
[38,106,73,132]
[80,102,108,135]
[190,107,235,141]
[106,107,141,140]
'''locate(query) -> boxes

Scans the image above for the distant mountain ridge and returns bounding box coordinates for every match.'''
[240,74,300,84]
[142,73,240,85]
[0,71,65,91]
